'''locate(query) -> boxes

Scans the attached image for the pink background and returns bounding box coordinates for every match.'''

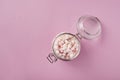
[0,0,120,80]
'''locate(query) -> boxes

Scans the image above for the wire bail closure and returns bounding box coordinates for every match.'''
[47,53,57,63]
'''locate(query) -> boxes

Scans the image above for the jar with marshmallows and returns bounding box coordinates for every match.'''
[47,15,102,63]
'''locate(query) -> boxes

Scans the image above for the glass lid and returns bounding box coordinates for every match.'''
[77,15,102,40]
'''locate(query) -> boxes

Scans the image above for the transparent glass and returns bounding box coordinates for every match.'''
[77,15,102,40]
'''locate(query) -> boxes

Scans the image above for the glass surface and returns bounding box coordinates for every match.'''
[52,33,81,61]
[77,15,102,40]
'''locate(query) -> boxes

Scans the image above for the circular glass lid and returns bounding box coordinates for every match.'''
[77,15,102,40]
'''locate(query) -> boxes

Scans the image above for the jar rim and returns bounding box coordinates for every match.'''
[52,32,81,61]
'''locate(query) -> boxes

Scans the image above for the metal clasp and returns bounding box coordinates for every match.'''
[47,53,57,63]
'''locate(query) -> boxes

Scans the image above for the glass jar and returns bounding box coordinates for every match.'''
[47,15,102,63]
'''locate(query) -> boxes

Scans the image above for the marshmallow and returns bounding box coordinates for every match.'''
[53,33,80,60]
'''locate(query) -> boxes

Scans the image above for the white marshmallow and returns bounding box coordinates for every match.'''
[53,33,79,60]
